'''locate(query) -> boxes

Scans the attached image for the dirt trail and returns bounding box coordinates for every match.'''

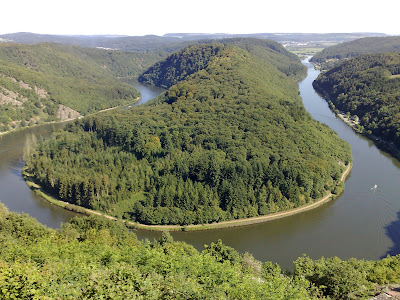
[27,163,351,231]
[105,163,351,231]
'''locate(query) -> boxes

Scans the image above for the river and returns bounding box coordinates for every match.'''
[1,60,400,270]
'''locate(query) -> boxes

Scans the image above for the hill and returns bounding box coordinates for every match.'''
[0,32,185,51]
[165,32,387,43]
[26,40,351,226]
[311,36,400,67]
[313,52,400,150]
[0,202,400,299]
[139,38,306,86]
[1,32,386,51]
[0,43,165,132]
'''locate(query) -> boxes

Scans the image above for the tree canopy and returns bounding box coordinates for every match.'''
[0,42,168,132]
[0,202,399,299]
[313,52,400,149]
[27,41,351,226]
[311,36,400,69]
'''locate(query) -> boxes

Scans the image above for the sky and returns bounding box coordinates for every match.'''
[1,0,399,36]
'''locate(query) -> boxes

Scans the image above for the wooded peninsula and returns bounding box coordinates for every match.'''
[25,39,351,226]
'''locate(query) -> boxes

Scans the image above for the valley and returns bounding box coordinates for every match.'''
[1,32,400,299]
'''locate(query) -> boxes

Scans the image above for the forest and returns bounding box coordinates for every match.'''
[0,202,399,299]
[311,36,400,68]
[0,42,169,132]
[26,40,352,226]
[139,37,307,85]
[313,52,400,149]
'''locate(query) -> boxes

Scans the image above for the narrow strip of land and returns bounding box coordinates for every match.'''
[24,163,351,231]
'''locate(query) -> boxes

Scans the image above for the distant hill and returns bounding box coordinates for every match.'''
[1,32,386,52]
[139,38,306,88]
[311,36,400,65]
[26,40,351,226]
[313,52,400,150]
[165,32,387,43]
[0,32,189,52]
[0,43,145,132]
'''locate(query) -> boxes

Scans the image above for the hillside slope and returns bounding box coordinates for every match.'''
[311,36,400,66]
[313,52,400,150]
[27,42,351,226]
[139,38,306,88]
[0,43,144,132]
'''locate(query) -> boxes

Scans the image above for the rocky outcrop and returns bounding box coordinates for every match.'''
[56,104,81,121]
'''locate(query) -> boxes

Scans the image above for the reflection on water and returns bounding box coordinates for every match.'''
[120,79,165,106]
[384,211,400,257]
[0,123,79,226]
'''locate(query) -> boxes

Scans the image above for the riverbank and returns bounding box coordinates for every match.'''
[318,89,400,161]
[337,110,400,161]
[23,163,351,232]
[0,97,140,138]
[0,117,80,138]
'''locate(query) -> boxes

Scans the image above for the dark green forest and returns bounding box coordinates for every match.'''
[0,202,399,299]
[313,52,400,149]
[139,38,306,87]
[311,36,400,68]
[0,42,167,132]
[27,41,351,226]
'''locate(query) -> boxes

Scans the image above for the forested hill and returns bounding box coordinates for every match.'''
[217,38,307,79]
[0,42,165,132]
[27,42,351,226]
[313,52,400,149]
[311,36,400,65]
[2,204,400,299]
[139,38,306,88]
[0,32,187,52]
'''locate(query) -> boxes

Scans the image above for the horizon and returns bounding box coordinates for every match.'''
[0,31,396,38]
[1,0,400,37]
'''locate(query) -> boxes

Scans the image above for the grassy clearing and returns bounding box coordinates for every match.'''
[288,47,325,56]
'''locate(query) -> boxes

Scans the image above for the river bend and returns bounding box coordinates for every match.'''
[1,61,400,269]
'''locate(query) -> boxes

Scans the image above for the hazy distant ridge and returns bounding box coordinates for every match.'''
[0,32,387,52]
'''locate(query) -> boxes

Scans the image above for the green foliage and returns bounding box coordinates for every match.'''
[139,38,306,88]
[139,44,224,88]
[0,207,315,299]
[159,231,174,245]
[218,37,307,80]
[203,239,241,265]
[0,261,45,299]
[0,211,53,242]
[0,43,145,132]
[27,42,351,225]
[311,36,400,66]
[0,202,9,218]
[314,52,400,149]
[293,254,400,299]
[1,205,400,298]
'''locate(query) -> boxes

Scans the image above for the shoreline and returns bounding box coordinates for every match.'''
[0,97,140,138]
[23,163,352,232]
[315,86,400,161]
